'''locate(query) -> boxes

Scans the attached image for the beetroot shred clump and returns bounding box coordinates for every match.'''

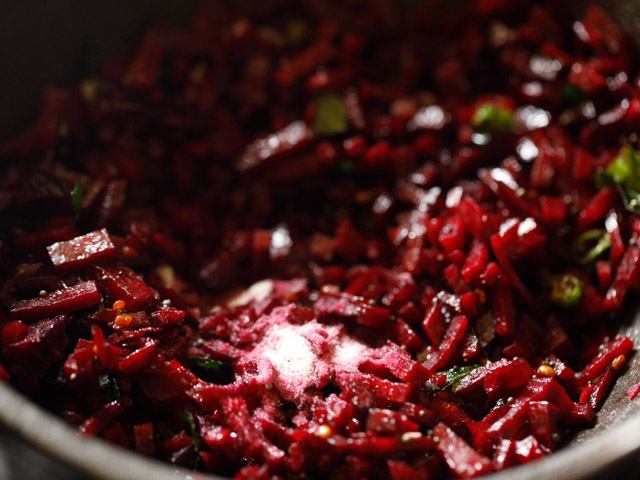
[1,1,640,479]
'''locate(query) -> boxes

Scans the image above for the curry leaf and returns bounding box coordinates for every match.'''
[441,364,483,390]
[182,410,200,453]
[98,373,121,404]
[70,181,83,218]
[189,356,224,373]
[425,364,483,392]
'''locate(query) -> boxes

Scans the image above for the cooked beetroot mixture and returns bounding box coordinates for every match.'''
[2,0,640,478]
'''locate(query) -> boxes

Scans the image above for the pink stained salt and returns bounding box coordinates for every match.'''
[237,304,374,402]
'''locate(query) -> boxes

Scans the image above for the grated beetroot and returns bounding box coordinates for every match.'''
[2,1,640,479]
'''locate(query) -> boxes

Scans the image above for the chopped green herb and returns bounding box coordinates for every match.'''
[607,151,635,184]
[442,364,483,390]
[182,411,200,453]
[189,356,224,373]
[70,181,83,218]
[550,273,583,308]
[313,94,349,136]
[595,146,640,213]
[572,229,611,264]
[471,103,516,132]
[98,373,121,404]
[188,357,232,386]
[563,85,583,104]
[425,364,483,392]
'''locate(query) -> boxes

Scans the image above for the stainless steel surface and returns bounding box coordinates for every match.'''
[1,1,640,479]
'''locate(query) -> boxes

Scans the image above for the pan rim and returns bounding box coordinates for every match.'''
[0,379,639,480]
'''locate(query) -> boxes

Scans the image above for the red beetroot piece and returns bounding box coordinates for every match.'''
[2,315,67,392]
[433,422,493,478]
[10,281,101,321]
[89,263,158,312]
[46,229,117,272]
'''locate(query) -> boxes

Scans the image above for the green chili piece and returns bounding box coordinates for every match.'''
[471,103,516,132]
[550,274,583,308]
[595,146,640,213]
[573,229,611,264]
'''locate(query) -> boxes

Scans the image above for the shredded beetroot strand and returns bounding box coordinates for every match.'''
[1,1,640,479]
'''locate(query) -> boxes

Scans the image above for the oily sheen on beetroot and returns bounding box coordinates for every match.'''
[1,0,640,478]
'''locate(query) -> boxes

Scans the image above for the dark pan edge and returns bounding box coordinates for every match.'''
[1,378,640,480]
[0,382,218,480]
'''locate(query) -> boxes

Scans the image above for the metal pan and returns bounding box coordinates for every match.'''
[0,1,639,478]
